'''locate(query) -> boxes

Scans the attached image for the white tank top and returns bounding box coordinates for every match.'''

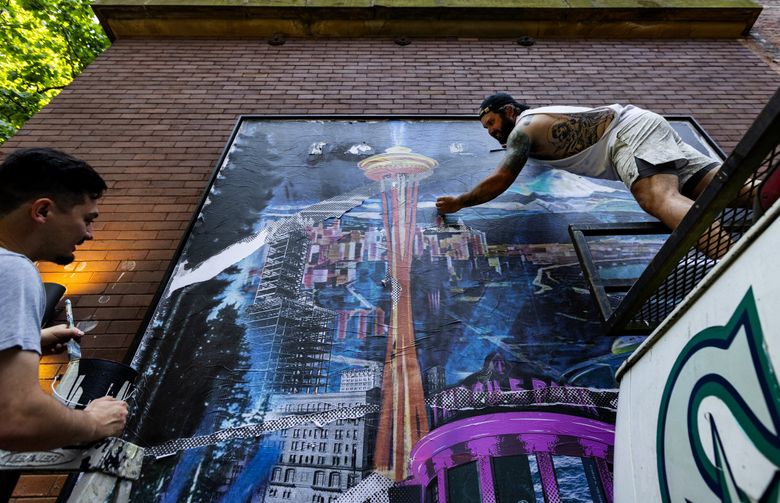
[518,104,647,179]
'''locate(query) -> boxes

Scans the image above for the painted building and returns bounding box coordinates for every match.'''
[259,386,380,502]
[410,352,616,502]
[246,224,336,395]
[1,0,779,500]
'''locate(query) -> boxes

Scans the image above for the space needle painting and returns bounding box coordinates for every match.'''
[359,146,437,480]
[113,117,711,502]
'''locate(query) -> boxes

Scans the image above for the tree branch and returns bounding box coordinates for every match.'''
[34,83,69,93]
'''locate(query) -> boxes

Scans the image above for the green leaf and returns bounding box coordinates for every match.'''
[0,0,109,144]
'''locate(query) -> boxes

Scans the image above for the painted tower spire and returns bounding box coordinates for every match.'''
[358,146,437,480]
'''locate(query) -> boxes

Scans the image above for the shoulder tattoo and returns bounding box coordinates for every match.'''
[504,129,531,175]
[547,109,615,157]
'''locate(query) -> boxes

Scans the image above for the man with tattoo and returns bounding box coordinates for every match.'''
[435,93,721,235]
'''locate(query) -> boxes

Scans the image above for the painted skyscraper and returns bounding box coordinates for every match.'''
[358,146,438,480]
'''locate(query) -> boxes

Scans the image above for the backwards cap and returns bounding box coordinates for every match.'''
[478,93,520,117]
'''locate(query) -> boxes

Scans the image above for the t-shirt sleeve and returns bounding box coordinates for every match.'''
[0,255,44,354]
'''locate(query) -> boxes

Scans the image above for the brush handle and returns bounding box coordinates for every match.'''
[67,339,81,359]
[64,299,81,359]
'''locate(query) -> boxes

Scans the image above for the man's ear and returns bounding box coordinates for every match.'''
[30,198,55,223]
[504,106,518,121]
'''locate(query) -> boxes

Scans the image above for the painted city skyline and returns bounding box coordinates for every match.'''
[118,118,715,502]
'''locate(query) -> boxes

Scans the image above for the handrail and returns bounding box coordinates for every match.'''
[603,85,780,335]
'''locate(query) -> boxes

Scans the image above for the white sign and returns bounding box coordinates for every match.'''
[615,204,780,502]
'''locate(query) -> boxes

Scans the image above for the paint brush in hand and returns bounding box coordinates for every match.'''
[64,299,82,360]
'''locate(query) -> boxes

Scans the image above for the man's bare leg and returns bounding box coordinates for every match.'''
[631,174,696,230]
[631,173,731,258]
[690,166,758,206]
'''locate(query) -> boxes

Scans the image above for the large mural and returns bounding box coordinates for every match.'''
[122,118,716,502]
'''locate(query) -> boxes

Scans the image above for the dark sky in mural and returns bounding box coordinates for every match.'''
[118,118,716,502]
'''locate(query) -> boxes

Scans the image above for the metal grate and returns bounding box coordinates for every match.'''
[634,154,774,327]
[571,86,780,335]
[617,88,780,334]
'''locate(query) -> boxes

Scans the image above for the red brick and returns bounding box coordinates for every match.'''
[119,294,155,307]
[145,249,176,260]
[80,333,129,349]
[75,294,123,308]
[11,475,55,497]
[38,361,68,380]
[38,272,91,286]
[104,250,150,260]
[10,497,59,503]
[87,272,125,283]
[60,282,107,295]
[101,282,158,295]
[82,348,128,361]
[105,320,143,333]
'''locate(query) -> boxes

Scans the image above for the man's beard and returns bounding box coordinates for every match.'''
[52,253,75,265]
[52,239,84,265]
[496,116,516,145]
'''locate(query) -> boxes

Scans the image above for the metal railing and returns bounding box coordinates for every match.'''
[570,86,780,335]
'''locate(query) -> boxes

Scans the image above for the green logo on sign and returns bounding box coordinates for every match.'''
[657,288,780,502]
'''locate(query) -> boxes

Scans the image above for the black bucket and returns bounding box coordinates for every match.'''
[53,358,138,409]
[42,282,66,327]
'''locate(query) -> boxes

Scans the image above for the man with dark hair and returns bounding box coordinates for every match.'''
[0,148,127,451]
[436,92,721,235]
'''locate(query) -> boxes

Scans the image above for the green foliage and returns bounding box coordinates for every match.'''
[0,0,109,143]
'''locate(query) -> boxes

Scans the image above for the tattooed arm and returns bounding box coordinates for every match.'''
[436,127,532,213]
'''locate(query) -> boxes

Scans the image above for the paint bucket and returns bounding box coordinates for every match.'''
[42,282,66,327]
[52,358,138,409]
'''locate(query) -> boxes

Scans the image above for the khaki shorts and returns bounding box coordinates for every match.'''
[611,111,720,197]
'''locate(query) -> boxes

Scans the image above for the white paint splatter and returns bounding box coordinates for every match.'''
[166,225,274,296]
[347,143,373,155]
[449,142,465,154]
[533,262,580,294]
[119,260,135,271]
[119,261,136,271]
[164,185,379,297]
[76,320,99,333]
[309,142,326,155]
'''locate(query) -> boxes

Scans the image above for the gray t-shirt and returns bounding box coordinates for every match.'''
[0,248,44,354]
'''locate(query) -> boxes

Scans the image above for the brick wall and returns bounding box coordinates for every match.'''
[748,0,780,67]
[2,36,778,501]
